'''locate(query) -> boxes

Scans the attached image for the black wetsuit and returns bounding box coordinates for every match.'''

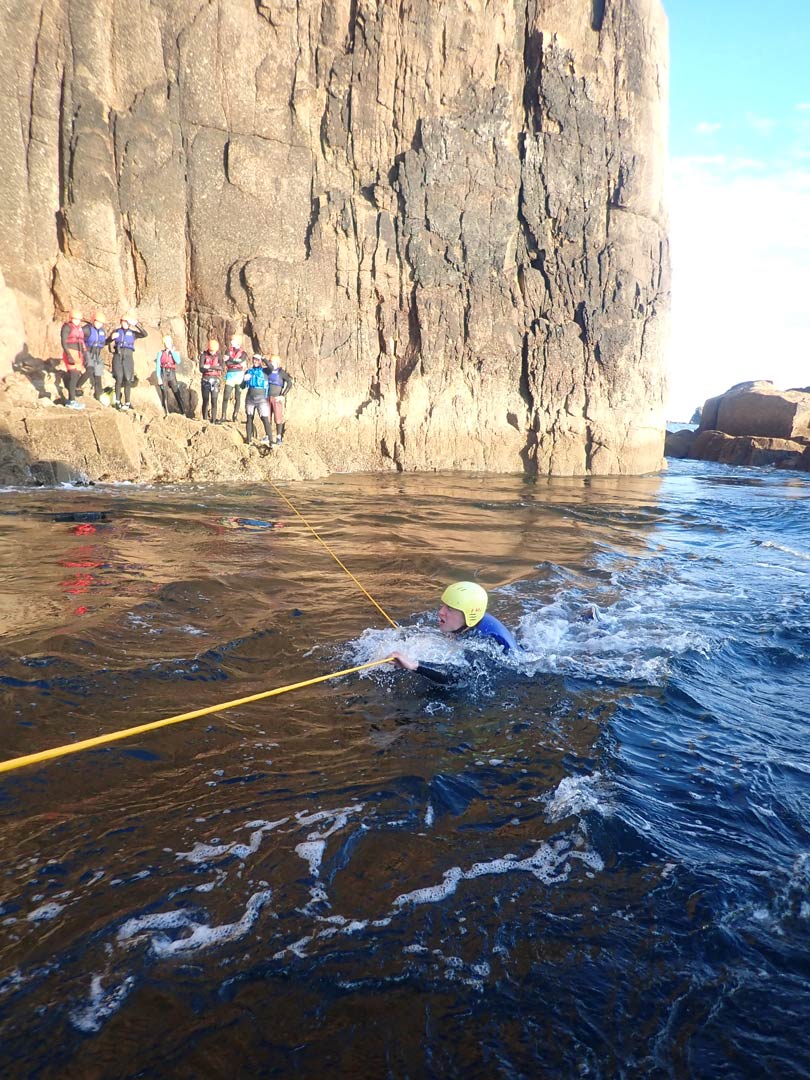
[415,614,518,684]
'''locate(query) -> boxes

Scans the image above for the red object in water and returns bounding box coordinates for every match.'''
[60,559,102,569]
[59,573,94,594]
[74,605,89,615]
[71,524,97,535]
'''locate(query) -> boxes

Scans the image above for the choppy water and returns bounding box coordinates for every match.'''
[0,462,808,1078]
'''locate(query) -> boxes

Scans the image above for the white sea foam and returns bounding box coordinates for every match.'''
[295,804,364,839]
[176,818,287,864]
[542,773,613,823]
[118,890,272,957]
[69,974,135,1033]
[295,840,326,877]
[760,540,810,561]
[27,902,64,922]
[393,837,603,908]
[516,591,702,684]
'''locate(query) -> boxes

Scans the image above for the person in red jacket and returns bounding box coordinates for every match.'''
[220,334,249,422]
[60,309,88,409]
[198,338,222,422]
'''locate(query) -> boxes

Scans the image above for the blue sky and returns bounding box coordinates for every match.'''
[665,0,810,419]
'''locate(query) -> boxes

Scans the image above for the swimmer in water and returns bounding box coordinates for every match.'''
[390,582,516,684]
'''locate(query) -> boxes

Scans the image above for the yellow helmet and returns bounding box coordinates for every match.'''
[162,334,173,347]
[70,309,83,321]
[230,334,243,348]
[94,311,106,324]
[441,582,488,627]
[208,338,219,352]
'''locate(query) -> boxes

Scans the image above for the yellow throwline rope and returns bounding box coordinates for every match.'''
[0,485,400,776]
[268,480,398,629]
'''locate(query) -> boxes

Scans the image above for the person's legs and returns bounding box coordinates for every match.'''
[122,355,134,406]
[168,373,184,414]
[66,367,79,403]
[268,396,285,441]
[245,401,255,442]
[259,401,273,444]
[112,354,124,405]
[201,380,211,421]
[210,382,219,421]
[231,385,241,421]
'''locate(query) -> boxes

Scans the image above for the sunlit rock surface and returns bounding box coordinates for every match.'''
[0,0,669,482]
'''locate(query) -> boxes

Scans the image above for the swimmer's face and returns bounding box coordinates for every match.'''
[438,604,466,634]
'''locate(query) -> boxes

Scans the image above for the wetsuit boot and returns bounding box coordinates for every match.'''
[276,422,285,445]
[245,415,254,444]
[260,417,273,447]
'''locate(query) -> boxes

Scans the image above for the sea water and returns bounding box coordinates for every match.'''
[0,461,807,1077]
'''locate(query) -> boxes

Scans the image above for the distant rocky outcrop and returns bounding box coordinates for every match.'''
[0,0,669,483]
[666,381,810,472]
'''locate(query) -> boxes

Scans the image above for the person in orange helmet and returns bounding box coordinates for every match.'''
[198,337,223,422]
[60,309,88,409]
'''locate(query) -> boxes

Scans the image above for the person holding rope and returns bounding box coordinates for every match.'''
[390,582,516,684]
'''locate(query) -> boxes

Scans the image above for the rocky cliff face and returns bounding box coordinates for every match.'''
[0,0,669,481]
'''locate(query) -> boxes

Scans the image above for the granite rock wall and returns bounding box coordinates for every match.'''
[0,0,670,477]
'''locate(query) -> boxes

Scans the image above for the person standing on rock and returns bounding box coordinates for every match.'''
[81,312,108,402]
[267,353,293,444]
[109,312,147,410]
[60,309,88,409]
[155,335,187,417]
[242,353,275,447]
[199,338,223,423]
[221,334,248,422]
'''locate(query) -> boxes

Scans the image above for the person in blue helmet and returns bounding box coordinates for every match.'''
[390,581,517,684]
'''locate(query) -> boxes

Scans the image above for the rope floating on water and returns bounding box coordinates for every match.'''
[1,484,401,776]
[0,657,395,776]
[268,480,399,629]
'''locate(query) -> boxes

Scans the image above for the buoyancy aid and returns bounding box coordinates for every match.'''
[62,322,86,367]
[85,325,107,350]
[200,351,222,379]
[111,327,137,352]
[225,347,247,372]
[243,366,269,393]
[159,349,177,370]
[267,367,286,395]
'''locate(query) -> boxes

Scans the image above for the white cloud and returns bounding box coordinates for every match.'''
[666,156,810,419]
[746,113,777,136]
[795,102,810,112]
[695,121,721,135]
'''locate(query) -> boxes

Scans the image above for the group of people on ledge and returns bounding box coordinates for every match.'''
[59,311,292,448]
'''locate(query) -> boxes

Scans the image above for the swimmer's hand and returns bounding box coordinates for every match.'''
[390,651,418,672]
